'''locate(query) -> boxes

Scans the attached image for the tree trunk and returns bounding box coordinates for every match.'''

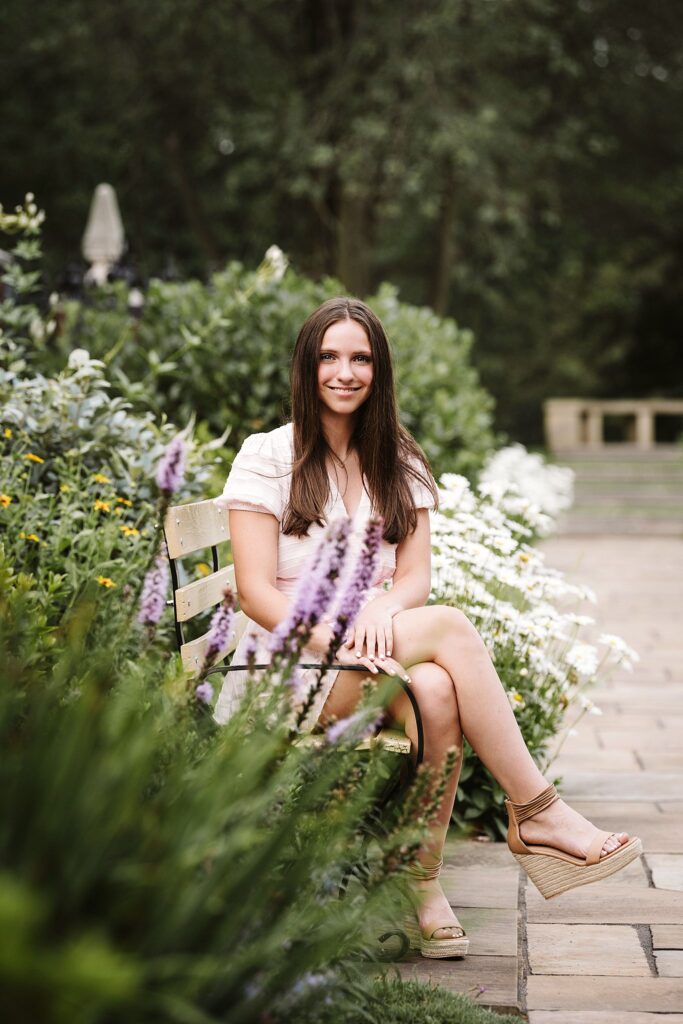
[429,160,458,315]
[336,186,370,296]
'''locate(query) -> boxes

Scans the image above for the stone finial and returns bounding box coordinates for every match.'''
[82,183,125,286]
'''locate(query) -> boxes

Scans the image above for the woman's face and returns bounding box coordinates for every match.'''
[317,318,373,417]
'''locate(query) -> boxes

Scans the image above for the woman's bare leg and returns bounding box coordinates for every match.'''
[322,661,467,936]
[386,605,628,859]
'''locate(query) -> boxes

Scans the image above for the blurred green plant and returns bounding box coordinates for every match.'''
[0,547,451,1024]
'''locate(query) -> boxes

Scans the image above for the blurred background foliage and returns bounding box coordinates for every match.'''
[2,0,682,442]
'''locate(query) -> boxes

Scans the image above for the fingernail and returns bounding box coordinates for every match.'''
[388,669,396,676]
[369,655,375,661]
[356,652,361,658]
[403,675,410,682]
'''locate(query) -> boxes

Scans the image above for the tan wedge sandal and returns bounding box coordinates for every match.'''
[404,857,470,959]
[506,783,643,900]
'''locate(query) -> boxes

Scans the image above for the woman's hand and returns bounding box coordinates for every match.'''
[343,597,403,662]
[333,643,410,682]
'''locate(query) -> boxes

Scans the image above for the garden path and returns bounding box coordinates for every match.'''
[523,534,683,1021]
[397,534,683,1019]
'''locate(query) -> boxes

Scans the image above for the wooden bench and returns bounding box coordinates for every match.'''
[163,497,423,762]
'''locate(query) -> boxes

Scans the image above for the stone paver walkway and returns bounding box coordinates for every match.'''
[397,535,683,1019]
[524,535,683,1021]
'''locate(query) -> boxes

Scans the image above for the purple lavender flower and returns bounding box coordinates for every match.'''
[326,708,384,746]
[203,588,236,668]
[269,517,351,658]
[156,436,187,497]
[285,665,309,704]
[195,681,214,704]
[243,632,258,671]
[138,551,169,627]
[330,516,383,648]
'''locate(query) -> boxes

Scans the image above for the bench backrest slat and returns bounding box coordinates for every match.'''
[164,499,229,558]
[174,565,236,622]
[179,608,249,674]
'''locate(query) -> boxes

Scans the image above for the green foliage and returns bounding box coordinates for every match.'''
[297,978,522,1024]
[4,2,682,440]
[0,558,429,1024]
[57,259,497,478]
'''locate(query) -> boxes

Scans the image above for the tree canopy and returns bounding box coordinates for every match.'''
[2,0,681,440]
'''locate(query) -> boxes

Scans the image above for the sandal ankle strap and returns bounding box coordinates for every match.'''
[508,783,559,824]
[408,855,444,880]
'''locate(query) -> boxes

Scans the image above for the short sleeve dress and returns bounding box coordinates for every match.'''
[213,422,435,727]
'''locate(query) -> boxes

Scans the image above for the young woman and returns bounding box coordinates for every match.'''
[215,297,641,959]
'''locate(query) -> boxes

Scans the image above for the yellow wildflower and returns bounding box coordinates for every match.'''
[3,427,12,439]
[115,496,133,507]
[93,473,111,484]
[94,499,111,512]
[197,562,211,577]
[19,532,40,543]
[120,525,140,537]
[113,506,124,516]
[0,494,11,508]
[60,483,71,493]
[24,453,45,464]
[96,576,117,588]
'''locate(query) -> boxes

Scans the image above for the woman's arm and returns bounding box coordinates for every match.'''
[229,509,336,656]
[344,508,432,660]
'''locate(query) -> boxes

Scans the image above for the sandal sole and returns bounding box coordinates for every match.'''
[514,835,643,899]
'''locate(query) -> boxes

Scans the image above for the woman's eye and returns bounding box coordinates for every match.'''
[320,352,335,361]
[354,354,372,363]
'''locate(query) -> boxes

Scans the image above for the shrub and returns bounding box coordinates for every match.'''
[55,250,497,477]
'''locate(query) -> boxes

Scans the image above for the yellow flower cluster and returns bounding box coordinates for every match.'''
[19,532,40,543]
[92,473,111,484]
[24,453,44,464]
[116,496,133,507]
[0,494,11,508]
[96,576,117,588]
[3,428,12,439]
[94,500,111,512]
[120,525,140,537]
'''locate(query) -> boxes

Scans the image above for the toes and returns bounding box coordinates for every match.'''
[602,832,629,855]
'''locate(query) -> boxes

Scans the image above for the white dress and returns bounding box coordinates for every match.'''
[213,423,434,728]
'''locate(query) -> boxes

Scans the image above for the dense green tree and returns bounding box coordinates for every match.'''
[2,0,681,440]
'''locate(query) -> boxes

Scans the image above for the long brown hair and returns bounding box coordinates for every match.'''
[282,297,438,543]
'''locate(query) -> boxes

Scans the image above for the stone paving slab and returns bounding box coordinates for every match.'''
[397,953,518,1009]
[646,854,683,891]
[525,883,683,924]
[551,750,643,772]
[652,925,683,949]
[527,923,650,976]
[558,771,683,802]
[529,1013,683,1023]
[655,951,683,977]
[526,975,683,1012]
[598,731,683,753]
[640,752,683,770]
[441,863,519,909]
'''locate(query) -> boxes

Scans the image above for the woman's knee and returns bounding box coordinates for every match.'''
[407,662,460,725]
[430,604,483,647]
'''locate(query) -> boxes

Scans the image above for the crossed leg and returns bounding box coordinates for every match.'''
[321,603,630,934]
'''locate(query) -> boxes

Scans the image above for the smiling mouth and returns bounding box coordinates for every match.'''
[328,386,361,393]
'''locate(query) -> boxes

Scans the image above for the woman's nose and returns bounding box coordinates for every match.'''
[337,360,354,380]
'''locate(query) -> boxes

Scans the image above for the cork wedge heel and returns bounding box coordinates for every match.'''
[506,783,643,900]
[402,913,470,959]
[404,855,469,958]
